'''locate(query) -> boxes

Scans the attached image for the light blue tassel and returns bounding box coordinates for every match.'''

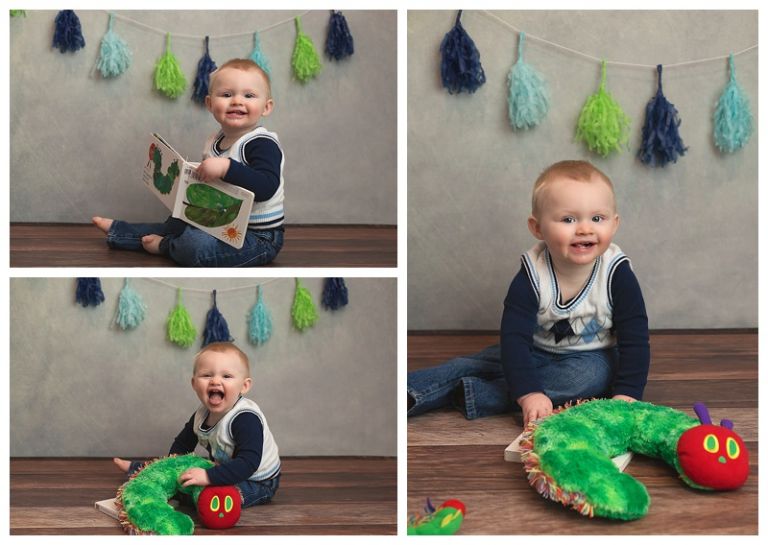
[248,286,273,346]
[714,54,753,153]
[96,13,132,78]
[115,278,146,330]
[249,31,272,76]
[507,32,550,130]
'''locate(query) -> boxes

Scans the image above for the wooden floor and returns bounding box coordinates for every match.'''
[10,457,396,535]
[408,331,758,535]
[10,223,397,268]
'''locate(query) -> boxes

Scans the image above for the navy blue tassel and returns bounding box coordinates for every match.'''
[192,36,217,105]
[76,278,104,307]
[52,10,85,53]
[322,278,349,310]
[202,290,233,346]
[326,10,354,61]
[440,10,485,94]
[638,65,687,167]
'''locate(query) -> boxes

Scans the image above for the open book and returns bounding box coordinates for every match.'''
[505,430,633,471]
[143,133,254,249]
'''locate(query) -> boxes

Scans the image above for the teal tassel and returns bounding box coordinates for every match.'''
[96,13,132,78]
[202,290,233,347]
[714,54,753,153]
[115,278,146,330]
[249,32,272,77]
[248,286,272,346]
[507,32,550,130]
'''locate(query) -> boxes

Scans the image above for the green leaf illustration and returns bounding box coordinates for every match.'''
[183,183,244,227]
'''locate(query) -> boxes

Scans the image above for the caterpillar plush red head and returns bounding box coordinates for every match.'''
[197,486,241,529]
[676,402,749,490]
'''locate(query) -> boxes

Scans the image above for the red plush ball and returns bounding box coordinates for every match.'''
[677,424,749,490]
[197,486,241,529]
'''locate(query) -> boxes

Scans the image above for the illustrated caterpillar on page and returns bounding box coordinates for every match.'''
[518,399,749,520]
[116,454,241,535]
[147,142,180,195]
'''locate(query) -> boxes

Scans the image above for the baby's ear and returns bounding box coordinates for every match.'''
[205,95,212,112]
[527,216,543,240]
[262,98,274,117]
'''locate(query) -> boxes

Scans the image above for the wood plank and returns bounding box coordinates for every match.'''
[10,457,396,535]
[10,223,397,268]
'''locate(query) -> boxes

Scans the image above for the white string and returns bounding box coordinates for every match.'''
[108,10,313,42]
[481,10,758,69]
[146,277,283,295]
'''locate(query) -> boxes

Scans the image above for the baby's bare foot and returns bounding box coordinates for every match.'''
[92,216,113,234]
[113,457,131,473]
[141,234,163,255]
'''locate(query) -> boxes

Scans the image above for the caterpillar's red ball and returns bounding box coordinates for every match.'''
[197,485,241,529]
[677,424,749,490]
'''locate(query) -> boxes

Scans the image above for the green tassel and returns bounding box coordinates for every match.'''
[154,33,187,99]
[575,61,631,157]
[10,10,26,17]
[167,288,197,348]
[291,279,318,332]
[291,16,322,83]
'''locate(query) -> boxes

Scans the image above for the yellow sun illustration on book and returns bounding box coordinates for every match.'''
[222,225,243,244]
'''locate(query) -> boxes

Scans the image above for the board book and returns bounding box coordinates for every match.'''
[143,133,254,249]
[505,430,633,470]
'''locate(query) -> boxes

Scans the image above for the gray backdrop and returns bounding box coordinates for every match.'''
[408,10,758,330]
[10,277,396,457]
[9,10,397,224]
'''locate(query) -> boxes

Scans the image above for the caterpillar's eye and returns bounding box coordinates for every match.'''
[210,495,220,512]
[726,437,740,459]
[703,434,719,453]
[224,495,234,513]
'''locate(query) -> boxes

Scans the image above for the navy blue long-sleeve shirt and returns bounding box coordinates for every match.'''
[169,412,265,486]
[500,260,650,401]
[215,136,282,202]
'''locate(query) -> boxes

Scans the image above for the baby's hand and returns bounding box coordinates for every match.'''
[178,467,211,488]
[517,392,553,427]
[196,157,230,182]
[612,394,637,402]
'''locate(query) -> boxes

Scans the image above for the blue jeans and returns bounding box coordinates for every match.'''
[106,217,283,267]
[126,462,279,508]
[407,344,618,420]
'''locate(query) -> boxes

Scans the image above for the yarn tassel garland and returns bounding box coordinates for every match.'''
[507,32,550,130]
[192,36,217,105]
[575,60,631,157]
[167,289,197,348]
[249,32,272,76]
[326,10,354,61]
[10,10,26,17]
[292,16,322,83]
[154,33,187,99]
[248,286,273,346]
[52,10,85,53]
[114,278,147,330]
[202,290,234,346]
[321,278,349,311]
[76,278,105,307]
[714,54,754,153]
[96,13,132,78]
[638,65,687,167]
[440,10,485,94]
[292,279,318,331]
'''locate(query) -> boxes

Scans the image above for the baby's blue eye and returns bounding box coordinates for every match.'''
[562,217,576,224]
[592,215,604,222]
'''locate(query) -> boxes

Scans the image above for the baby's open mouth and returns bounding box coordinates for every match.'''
[208,389,225,405]
[572,242,596,248]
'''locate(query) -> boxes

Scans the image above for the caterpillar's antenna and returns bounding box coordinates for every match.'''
[693,402,712,425]
[720,419,734,430]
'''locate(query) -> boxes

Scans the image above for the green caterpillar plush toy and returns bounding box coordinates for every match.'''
[519,399,749,520]
[116,454,241,535]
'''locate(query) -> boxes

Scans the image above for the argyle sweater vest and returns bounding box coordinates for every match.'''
[203,127,285,229]
[193,396,281,481]
[521,242,630,354]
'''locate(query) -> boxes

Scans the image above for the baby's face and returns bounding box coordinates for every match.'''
[191,350,252,424]
[529,175,619,269]
[206,67,273,136]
